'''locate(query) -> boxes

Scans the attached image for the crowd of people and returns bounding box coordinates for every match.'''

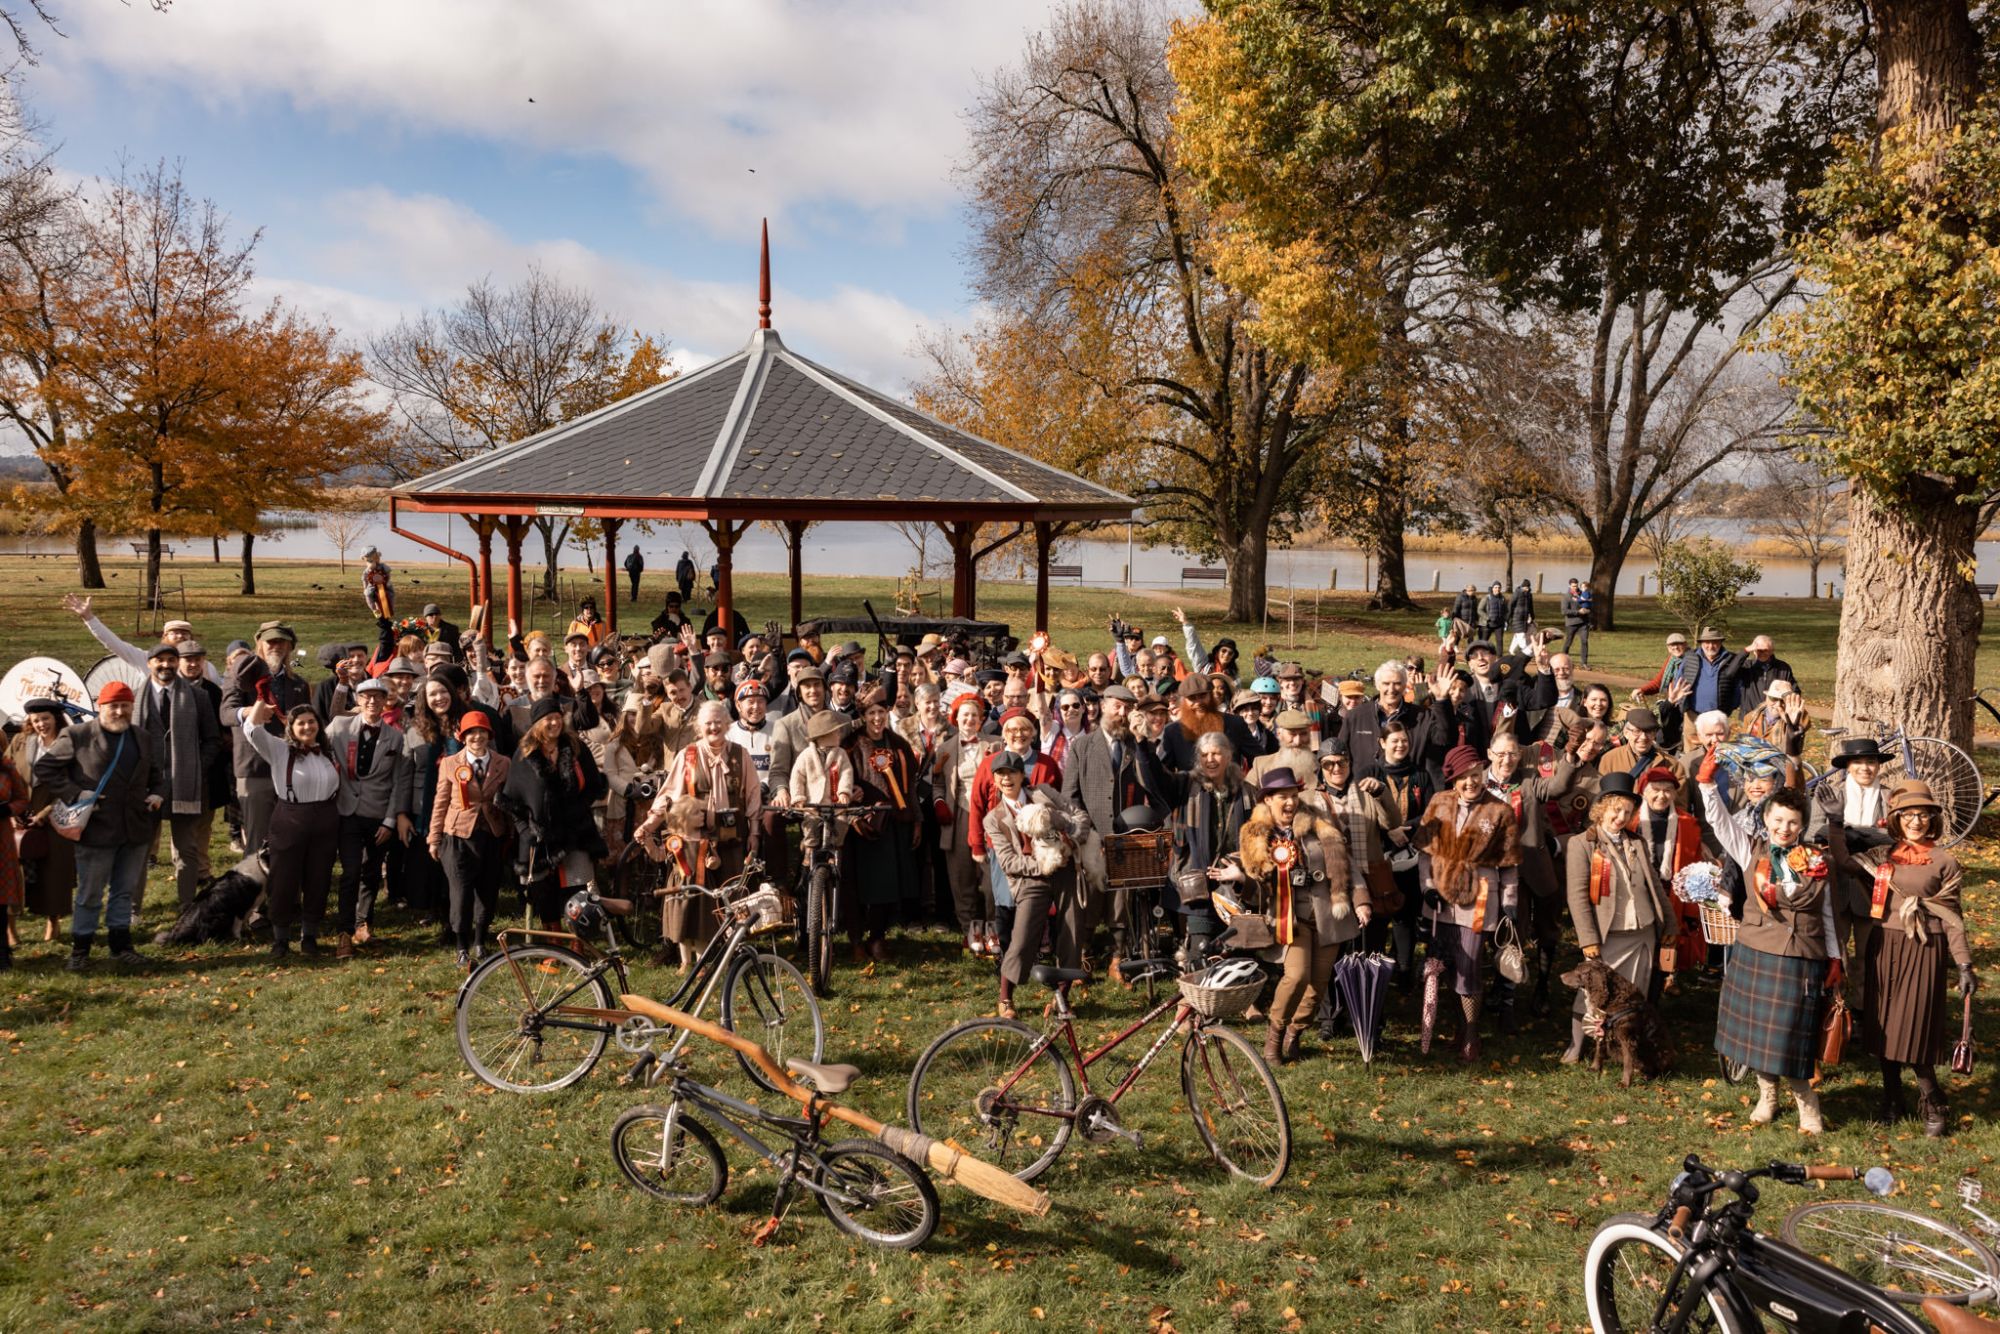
[0,576,1976,1138]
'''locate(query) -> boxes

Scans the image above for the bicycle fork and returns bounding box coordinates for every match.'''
[753,1102,829,1248]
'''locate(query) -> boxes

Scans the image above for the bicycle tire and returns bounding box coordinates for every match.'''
[1887,736,1985,847]
[1716,1051,1753,1086]
[813,1139,940,1251]
[805,866,834,998]
[1583,1215,1746,1333]
[720,949,824,1095]
[609,1104,728,1205]
[1780,1199,2000,1303]
[1180,1022,1291,1189]
[1126,885,1159,1007]
[905,1017,1076,1183]
[455,945,613,1093]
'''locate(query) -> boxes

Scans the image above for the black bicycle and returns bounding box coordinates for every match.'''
[780,802,891,998]
[454,852,821,1095]
[1581,1153,1995,1333]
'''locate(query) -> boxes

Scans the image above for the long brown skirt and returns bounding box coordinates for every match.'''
[663,841,744,946]
[1862,923,1948,1065]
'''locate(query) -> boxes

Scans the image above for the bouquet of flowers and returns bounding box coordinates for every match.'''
[1672,860,1724,906]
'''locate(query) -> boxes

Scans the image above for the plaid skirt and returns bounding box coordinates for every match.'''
[1714,945,1824,1080]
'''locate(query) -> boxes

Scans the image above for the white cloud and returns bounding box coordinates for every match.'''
[43,0,1060,233]
[276,186,951,389]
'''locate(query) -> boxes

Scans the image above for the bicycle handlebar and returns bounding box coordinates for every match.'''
[1805,1164,1863,1182]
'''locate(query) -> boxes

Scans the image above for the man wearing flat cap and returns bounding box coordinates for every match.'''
[220,620,312,856]
[136,638,220,911]
[421,603,461,657]
[1060,682,1166,975]
[60,592,221,684]
[1598,705,1686,793]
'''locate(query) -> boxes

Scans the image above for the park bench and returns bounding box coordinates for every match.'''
[1047,563,1083,583]
[1979,583,1997,599]
[1180,567,1225,586]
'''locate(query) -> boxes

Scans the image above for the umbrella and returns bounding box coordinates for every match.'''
[1335,952,1395,1064]
[1418,957,1446,1055]
[1715,737,1788,787]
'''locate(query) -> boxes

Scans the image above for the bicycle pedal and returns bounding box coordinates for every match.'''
[750,1217,782,1247]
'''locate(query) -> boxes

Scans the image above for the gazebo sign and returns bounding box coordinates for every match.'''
[537,504,586,517]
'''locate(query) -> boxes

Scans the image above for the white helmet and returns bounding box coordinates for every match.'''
[1203,958,1263,989]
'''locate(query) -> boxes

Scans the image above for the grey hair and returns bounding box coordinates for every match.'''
[1374,660,1409,684]
[695,700,732,727]
[913,683,941,703]
[1694,709,1730,737]
[1195,732,1236,761]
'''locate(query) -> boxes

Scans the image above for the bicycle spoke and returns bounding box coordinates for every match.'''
[907,1020,1074,1182]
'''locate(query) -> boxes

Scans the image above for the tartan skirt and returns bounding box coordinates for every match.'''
[1714,945,1824,1080]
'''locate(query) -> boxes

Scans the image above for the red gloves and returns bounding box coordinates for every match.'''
[1695,745,1720,785]
[1826,959,1844,990]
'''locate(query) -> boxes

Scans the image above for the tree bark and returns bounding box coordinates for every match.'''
[1224,529,1268,622]
[144,527,163,612]
[1368,487,1415,610]
[240,531,257,596]
[212,534,220,564]
[1588,544,1629,633]
[1808,557,1820,597]
[1832,0,1982,746]
[75,518,104,589]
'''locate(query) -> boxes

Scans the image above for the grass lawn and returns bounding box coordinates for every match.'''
[4,554,2000,1332]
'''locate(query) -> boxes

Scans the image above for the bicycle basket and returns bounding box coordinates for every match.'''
[1176,964,1266,1020]
[1102,830,1173,889]
[1694,901,1740,947]
[729,886,791,936]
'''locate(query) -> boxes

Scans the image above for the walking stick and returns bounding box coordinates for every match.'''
[618,993,1051,1217]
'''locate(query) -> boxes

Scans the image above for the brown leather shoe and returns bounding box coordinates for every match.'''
[1108,957,1125,986]
[997,998,1017,1021]
[1282,1025,1305,1063]
[1263,1024,1284,1064]
[352,923,372,947]
[335,932,355,960]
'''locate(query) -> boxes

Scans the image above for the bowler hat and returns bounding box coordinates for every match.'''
[1829,737,1892,768]
[1259,769,1300,793]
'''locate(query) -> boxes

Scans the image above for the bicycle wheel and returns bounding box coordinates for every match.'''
[813,1139,940,1251]
[1716,1051,1753,1086]
[455,945,613,1093]
[1180,1022,1290,1188]
[906,1018,1075,1183]
[1780,1200,2000,1303]
[1583,1215,1745,1333]
[609,1104,727,1205]
[1125,885,1159,1007]
[1888,736,1985,847]
[805,867,834,997]
[720,950,824,1095]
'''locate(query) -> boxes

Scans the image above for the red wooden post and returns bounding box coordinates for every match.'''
[1033,521,1052,633]
[601,518,622,635]
[475,518,495,645]
[711,519,742,640]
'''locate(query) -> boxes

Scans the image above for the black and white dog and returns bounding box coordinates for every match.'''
[154,849,270,946]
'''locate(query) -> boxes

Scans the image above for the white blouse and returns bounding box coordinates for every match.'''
[240,716,342,804]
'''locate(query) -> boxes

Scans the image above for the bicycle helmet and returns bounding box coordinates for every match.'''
[1202,958,1264,988]
[1249,675,1280,696]
[1113,804,1166,833]
[563,891,607,935]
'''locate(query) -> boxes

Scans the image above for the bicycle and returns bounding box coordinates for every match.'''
[1805,719,1983,847]
[780,802,892,998]
[611,993,1049,1250]
[1580,1153,1995,1333]
[1775,1174,2000,1306]
[454,851,822,1095]
[904,954,1291,1188]
[1100,827,1174,1006]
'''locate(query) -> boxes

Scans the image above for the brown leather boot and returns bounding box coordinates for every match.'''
[1282,1024,1305,1063]
[1263,1023,1284,1064]
[335,932,355,960]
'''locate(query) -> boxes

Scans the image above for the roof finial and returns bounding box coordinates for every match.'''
[758,218,772,330]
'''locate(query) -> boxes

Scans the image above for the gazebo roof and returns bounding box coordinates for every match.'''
[394,326,1134,523]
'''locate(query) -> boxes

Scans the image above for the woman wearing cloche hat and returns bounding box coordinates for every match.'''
[1848,781,1975,1136]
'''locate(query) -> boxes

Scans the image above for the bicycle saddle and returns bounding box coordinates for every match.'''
[1924,1298,2000,1334]
[1031,964,1092,989]
[785,1058,860,1095]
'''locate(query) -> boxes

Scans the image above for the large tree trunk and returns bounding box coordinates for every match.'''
[534,517,569,600]
[1808,556,1821,597]
[1833,0,1982,746]
[240,531,257,596]
[75,517,104,589]
[1368,490,1415,610]
[1224,530,1267,622]
[1588,541,1628,632]
[1836,483,1981,743]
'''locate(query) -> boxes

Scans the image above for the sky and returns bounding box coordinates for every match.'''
[16,0,1075,393]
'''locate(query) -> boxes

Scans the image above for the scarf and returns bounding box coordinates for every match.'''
[140,676,205,816]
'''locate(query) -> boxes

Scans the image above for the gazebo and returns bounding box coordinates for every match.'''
[389,225,1134,643]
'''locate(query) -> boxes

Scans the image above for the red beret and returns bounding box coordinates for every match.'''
[1441,744,1483,782]
[1640,766,1681,789]
[998,706,1035,729]
[96,681,134,706]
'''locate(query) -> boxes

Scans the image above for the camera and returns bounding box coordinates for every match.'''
[628,775,659,802]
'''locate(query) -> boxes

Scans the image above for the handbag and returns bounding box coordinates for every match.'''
[1818,992,1852,1068]
[1173,867,1209,903]
[1952,993,1977,1076]
[1493,915,1526,984]
[13,820,49,861]
[933,798,953,827]
[50,732,126,843]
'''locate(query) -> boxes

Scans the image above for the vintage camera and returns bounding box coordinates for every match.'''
[715,807,743,845]
[627,774,659,802]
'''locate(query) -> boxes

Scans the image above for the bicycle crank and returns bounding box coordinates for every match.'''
[614,1016,661,1054]
[1075,1095,1141,1148]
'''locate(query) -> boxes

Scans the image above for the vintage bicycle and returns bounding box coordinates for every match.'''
[454,852,822,1095]
[1802,719,1984,847]
[781,801,891,998]
[1581,1153,2000,1333]
[611,994,1049,1251]
[904,953,1291,1188]
[1775,1173,2000,1307]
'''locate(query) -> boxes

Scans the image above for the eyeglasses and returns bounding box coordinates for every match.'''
[1059,702,1082,711]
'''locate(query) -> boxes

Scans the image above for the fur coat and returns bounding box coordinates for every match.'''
[1417,791,1520,908]
[1239,804,1363,943]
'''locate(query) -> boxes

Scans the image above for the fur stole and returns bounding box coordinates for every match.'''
[1239,805,1345,882]
[1418,791,1520,907]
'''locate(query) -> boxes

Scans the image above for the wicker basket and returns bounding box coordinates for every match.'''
[1176,970,1265,1020]
[1695,901,1740,947]
[1102,830,1173,888]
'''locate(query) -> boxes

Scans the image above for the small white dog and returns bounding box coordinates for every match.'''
[1016,793,1106,898]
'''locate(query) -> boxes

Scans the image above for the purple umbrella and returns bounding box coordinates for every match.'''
[1335,951,1396,1064]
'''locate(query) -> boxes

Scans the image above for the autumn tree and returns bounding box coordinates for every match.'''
[1169,0,1872,627]
[1765,0,1992,745]
[944,0,1335,620]
[369,267,672,599]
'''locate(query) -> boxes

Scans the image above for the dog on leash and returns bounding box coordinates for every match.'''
[155,849,271,946]
[1560,956,1675,1088]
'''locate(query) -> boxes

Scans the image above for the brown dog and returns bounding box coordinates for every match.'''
[1560,957,1675,1088]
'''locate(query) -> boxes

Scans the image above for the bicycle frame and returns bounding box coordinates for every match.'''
[996,991,1201,1118]
[1653,1223,1928,1333]
[654,1073,865,1210]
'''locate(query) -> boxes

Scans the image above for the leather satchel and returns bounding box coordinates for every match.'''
[1952,993,1977,1077]
[1818,992,1853,1068]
